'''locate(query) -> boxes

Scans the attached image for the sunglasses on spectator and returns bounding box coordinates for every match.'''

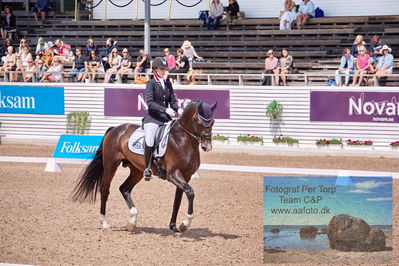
[38,62,43,64]
[268,53,273,55]
[21,41,26,43]
[122,51,128,53]
[164,51,169,53]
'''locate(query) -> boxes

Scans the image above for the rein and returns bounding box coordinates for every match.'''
[174,116,212,144]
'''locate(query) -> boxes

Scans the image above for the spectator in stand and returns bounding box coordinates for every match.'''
[35,37,48,57]
[1,38,13,57]
[169,48,190,82]
[85,50,102,82]
[163,48,176,70]
[0,46,16,81]
[70,47,87,82]
[351,35,366,59]
[351,46,371,86]
[1,6,16,40]
[296,0,314,29]
[370,35,385,66]
[103,38,117,70]
[17,39,29,57]
[181,40,203,69]
[205,0,224,30]
[134,48,152,79]
[117,48,133,83]
[53,39,71,62]
[31,0,51,22]
[85,38,99,58]
[24,59,36,82]
[280,0,297,30]
[374,45,394,86]
[226,0,240,30]
[40,57,63,83]
[103,48,121,83]
[16,46,33,81]
[262,49,280,86]
[35,58,48,82]
[335,48,355,86]
[279,48,293,86]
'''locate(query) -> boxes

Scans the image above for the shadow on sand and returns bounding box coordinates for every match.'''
[113,226,240,241]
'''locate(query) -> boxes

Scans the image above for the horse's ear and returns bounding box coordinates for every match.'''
[210,101,218,111]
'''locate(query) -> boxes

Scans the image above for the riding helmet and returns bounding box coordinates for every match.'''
[152,57,169,70]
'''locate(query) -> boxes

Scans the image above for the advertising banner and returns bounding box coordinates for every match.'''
[0,85,64,115]
[52,135,103,159]
[104,88,230,118]
[310,91,399,123]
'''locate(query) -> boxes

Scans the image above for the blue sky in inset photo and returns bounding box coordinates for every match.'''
[263,176,392,226]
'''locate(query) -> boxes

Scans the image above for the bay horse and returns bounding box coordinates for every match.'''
[72,100,217,233]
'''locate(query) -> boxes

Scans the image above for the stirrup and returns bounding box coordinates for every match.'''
[144,168,153,181]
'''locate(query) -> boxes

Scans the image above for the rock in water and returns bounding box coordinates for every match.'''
[299,226,318,238]
[327,214,386,252]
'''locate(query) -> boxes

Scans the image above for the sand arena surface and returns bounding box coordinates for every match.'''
[0,144,397,265]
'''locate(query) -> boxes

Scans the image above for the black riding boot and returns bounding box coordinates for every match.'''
[143,144,153,181]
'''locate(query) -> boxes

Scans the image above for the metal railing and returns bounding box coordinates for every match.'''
[0,70,398,86]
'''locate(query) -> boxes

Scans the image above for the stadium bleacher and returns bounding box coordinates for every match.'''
[12,14,399,85]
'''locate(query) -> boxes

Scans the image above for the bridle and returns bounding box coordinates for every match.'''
[174,114,213,144]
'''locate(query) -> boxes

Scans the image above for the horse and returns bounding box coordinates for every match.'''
[72,100,217,233]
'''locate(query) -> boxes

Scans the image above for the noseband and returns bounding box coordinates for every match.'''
[175,114,213,144]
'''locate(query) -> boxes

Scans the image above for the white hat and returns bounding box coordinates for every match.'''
[182,40,192,49]
[381,45,392,53]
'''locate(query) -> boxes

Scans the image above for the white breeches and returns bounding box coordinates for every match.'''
[144,122,159,147]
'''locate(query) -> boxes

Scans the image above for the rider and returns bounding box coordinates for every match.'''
[143,57,183,181]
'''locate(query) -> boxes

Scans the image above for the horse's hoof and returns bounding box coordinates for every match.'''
[178,223,188,233]
[101,222,111,230]
[127,222,136,232]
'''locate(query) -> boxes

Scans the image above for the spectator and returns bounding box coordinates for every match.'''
[103,38,117,69]
[35,59,48,82]
[374,45,394,86]
[16,46,33,81]
[163,48,176,70]
[370,35,385,66]
[1,6,16,40]
[134,48,152,79]
[169,48,190,82]
[262,49,279,86]
[334,48,355,86]
[53,39,71,62]
[351,35,366,59]
[103,48,121,83]
[280,0,296,30]
[85,38,99,58]
[117,48,133,83]
[35,37,48,57]
[0,46,16,81]
[40,57,63,83]
[31,0,51,22]
[85,50,102,82]
[17,39,29,57]
[205,0,224,30]
[226,0,240,30]
[279,48,293,86]
[296,0,314,29]
[24,59,36,82]
[351,46,371,86]
[181,40,203,69]
[70,47,86,82]
[1,38,13,57]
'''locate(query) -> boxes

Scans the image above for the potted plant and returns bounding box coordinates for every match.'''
[212,134,230,145]
[315,138,343,149]
[272,134,299,146]
[266,100,283,120]
[345,139,374,150]
[237,134,264,145]
[66,111,90,135]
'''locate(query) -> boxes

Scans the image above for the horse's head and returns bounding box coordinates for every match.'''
[196,101,217,152]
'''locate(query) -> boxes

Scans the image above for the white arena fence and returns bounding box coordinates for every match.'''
[1,82,399,151]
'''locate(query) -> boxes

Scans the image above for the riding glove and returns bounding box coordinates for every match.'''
[178,108,184,116]
[165,108,176,117]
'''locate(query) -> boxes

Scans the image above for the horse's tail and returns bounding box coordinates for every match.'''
[72,127,114,203]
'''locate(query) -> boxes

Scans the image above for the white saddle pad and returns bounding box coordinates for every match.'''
[128,121,173,157]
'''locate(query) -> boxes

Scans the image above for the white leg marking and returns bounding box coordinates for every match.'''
[99,214,110,229]
[128,207,138,225]
[179,213,194,232]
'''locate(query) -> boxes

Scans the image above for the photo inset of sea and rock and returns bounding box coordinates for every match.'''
[263,176,392,264]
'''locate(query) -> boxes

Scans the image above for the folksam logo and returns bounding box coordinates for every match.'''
[0,85,64,114]
[53,135,103,159]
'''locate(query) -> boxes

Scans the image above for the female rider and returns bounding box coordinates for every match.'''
[143,57,183,181]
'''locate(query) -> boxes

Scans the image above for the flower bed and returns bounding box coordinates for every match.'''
[237,135,263,145]
[390,141,399,147]
[212,134,229,141]
[316,139,342,145]
[272,135,299,145]
[346,139,373,145]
